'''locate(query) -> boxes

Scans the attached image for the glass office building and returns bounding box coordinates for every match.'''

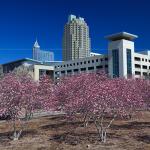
[33,40,54,62]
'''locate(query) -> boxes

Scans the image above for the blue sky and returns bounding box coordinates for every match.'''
[0,0,150,64]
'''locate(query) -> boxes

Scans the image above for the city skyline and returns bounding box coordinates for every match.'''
[0,0,150,63]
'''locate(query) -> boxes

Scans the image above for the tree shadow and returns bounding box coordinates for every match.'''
[135,135,150,144]
[47,115,66,121]
[111,121,150,130]
[0,131,13,143]
[49,131,101,145]
[48,131,119,145]
[0,129,37,143]
[21,129,37,137]
[41,120,83,130]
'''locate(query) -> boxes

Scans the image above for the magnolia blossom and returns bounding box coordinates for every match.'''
[38,75,56,110]
[0,73,39,140]
[53,72,147,142]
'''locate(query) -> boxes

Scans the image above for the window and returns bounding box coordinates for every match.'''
[61,71,65,74]
[55,71,59,75]
[105,58,108,61]
[64,65,66,67]
[105,65,108,68]
[92,60,94,63]
[67,70,72,73]
[127,49,132,75]
[142,65,147,69]
[134,57,141,61]
[96,59,98,62]
[39,69,52,78]
[142,58,144,61]
[96,65,103,69]
[77,62,79,65]
[88,67,94,70]
[135,64,141,68]
[74,69,78,72]
[81,68,86,71]
[143,72,148,76]
[135,71,141,75]
[55,77,58,80]
[39,69,46,76]
[112,49,119,77]
[84,61,86,64]
[80,62,82,65]
[88,60,90,63]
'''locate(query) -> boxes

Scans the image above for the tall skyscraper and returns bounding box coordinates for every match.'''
[63,15,91,61]
[33,40,54,62]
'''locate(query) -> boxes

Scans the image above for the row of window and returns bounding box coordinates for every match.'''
[55,58,108,69]
[135,71,150,76]
[135,64,150,69]
[134,57,150,62]
[55,65,108,75]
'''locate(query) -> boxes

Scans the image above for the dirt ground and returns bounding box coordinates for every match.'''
[0,111,150,150]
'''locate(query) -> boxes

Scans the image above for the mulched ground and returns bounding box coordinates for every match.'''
[0,111,150,150]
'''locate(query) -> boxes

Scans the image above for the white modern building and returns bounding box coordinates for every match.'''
[54,55,108,80]
[63,15,91,61]
[33,40,54,62]
[55,32,150,79]
[1,32,150,80]
[106,32,137,78]
[106,32,150,78]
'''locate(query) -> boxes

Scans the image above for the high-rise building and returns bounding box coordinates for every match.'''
[63,15,91,61]
[33,40,54,62]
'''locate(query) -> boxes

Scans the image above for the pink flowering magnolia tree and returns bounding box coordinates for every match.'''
[54,72,147,143]
[0,73,39,140]
[54,72,107,118]
[135,78,150,109]
[38,75,56,111]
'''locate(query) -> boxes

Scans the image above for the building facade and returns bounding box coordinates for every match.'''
[56,32,150,79]
[1,32,150,81]
[106,32,137,78]
[63,15,91,61]
[54,55,108,80]
[1,58,60,81]
[33,40,54,62]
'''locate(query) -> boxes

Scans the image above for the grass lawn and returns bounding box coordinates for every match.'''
[0,111,150,150]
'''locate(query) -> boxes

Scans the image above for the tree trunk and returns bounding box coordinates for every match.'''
[103,130,107,143]
[83,113,89,127]
[13,120,18,140]
[13,130,22,141]
[94,119,103,142]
